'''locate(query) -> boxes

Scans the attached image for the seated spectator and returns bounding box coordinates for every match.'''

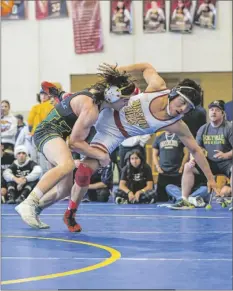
[114,149,156,204]
[82,163,113,202]
[152,131,189,201]
[3,145,42,204]
[1,144,15,203]
[173,100,233,209]
[1,100,17,152]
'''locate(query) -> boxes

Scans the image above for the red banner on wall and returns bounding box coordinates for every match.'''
[110,0,133,34]
[35,0,68,20]
[72,0,103,54]
[143,0,166,33]
[2,0,28,20]
[194,0,217,29]
[169,0,193,33]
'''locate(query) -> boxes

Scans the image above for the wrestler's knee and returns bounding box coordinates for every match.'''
[59,159,75,176]
[75,163,94,187]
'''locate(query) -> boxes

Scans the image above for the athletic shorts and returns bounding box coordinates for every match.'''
[34,109,72,153]
[90,108,125,154]
[195,159,232,179]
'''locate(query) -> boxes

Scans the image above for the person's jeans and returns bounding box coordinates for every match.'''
[165,185,209,203]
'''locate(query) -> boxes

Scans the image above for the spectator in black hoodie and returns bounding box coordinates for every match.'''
[3,145,42,204]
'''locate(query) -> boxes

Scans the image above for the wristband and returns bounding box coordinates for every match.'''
[127,190,132,194]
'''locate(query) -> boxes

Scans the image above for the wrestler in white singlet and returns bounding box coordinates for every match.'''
[91,89,183,153]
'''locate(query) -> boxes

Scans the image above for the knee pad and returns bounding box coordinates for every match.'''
[75,163,94,187]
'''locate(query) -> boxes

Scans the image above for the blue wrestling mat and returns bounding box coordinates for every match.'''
[1,202,232,290]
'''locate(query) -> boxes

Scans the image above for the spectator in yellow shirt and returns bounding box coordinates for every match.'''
[28,89,54,135]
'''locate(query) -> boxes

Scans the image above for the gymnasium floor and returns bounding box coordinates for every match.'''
[1,201,232,290]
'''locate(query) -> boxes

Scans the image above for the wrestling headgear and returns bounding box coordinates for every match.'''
[168,86,201,109]
[104,82,135,103]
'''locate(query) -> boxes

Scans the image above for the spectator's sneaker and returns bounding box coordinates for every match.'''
[170,199,195,210]
[61,196,69,201]
[63,209,82,232]
[228,199,232,211]
[188,196,205,208]
[15,195,25,204]
[217,197,232,208]
[1,196,6,204]
[7,197,16,204]
[82,193,90,203]
[216,197,225,204]
[115,197,128,204]
[149,198,155,204]
[115,197,123,204]
[15,196,40,228]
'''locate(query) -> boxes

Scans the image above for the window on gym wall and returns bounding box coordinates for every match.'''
[70,74,99,92]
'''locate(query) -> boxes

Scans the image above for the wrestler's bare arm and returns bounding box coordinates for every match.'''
[166,120,215,183]
[69,108,107,160]
[117,63,166,92]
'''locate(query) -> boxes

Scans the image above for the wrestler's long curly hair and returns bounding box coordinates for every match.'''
[89,63,136,106]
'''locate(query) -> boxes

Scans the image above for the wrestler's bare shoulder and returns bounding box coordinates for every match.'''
[70,94,98,116]
[149,93,169,114]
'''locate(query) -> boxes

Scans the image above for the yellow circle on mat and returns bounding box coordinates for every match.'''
[1,235,121,285]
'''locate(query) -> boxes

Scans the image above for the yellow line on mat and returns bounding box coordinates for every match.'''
[1,235,121,285]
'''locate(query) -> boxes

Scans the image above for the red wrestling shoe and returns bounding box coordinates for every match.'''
[63,209,82,232]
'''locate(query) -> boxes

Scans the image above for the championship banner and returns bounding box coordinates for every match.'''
[194,0,217,29]
[35,0,68,20]
[143,0,166,33]
[1,0,27,20]
[72,0,103,54]
[110,0,133,34]
[169,0,193,33]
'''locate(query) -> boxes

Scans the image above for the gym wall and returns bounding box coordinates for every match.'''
[2,1,232,112]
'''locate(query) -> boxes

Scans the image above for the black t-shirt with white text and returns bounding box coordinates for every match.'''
[121,163,153,193]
